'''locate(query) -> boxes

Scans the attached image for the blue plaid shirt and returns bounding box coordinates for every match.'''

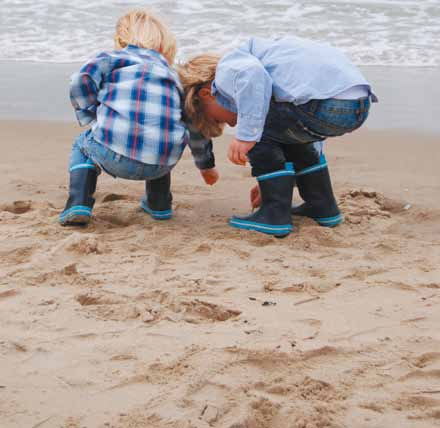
[70,45,215,169]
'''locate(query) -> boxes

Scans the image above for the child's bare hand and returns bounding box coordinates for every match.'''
[228,138,256,166]
[250,184,262,208]
[200,168,219,185]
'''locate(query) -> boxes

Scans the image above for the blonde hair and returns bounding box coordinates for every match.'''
[177,54,224,138]
[114,9,177,65]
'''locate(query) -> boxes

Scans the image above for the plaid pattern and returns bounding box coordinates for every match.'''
[70,45,194,167]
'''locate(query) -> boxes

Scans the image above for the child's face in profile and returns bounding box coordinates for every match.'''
[199,86,237,127]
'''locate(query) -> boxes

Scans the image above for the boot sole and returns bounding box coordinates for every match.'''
[229,218,292,237]
[314,213,344,227]
[291,207,344,228]
[140,200,172,220]
[59,206,92,226]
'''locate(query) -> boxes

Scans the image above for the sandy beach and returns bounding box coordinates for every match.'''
[0,120,439,428]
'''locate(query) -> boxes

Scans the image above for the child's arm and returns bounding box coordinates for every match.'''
[69,53,111,126]
[186,126,219,185]
[216,53,273,165]
[216,54,272,142]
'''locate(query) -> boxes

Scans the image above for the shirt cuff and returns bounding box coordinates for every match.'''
[235,115,265,142]
[194,155,215,170]
[75,108,96,127]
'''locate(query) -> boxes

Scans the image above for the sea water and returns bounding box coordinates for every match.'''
[0,0,439,66]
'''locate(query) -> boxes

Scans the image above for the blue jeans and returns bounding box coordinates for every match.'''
[248,97,370,176]
[70,130,173,180]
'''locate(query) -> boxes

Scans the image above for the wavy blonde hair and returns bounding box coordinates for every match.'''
[114,9,177,65]
[177,54,224,138]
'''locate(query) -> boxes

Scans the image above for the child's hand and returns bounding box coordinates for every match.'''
[228,138,256,166]
[250,184,262,208]
[200,168,219,185]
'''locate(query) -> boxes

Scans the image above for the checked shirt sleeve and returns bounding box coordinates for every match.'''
[186,125,215,170]
[69,53,111,126]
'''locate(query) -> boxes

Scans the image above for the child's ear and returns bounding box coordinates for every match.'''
[199,86,214,101]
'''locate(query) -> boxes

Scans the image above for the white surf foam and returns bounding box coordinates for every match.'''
[0,0,439,66]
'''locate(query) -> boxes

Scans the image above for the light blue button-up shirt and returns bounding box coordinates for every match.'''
[212,36,375,142]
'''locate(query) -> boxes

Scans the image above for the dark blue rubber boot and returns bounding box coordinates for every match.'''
[140,172,173,220]
[59,161,97,226]
[292,154,343,227]
[229,165,295,238]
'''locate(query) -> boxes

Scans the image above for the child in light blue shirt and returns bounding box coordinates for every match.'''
[179,36,377,237]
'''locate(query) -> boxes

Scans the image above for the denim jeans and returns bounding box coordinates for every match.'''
[70,130,173,180]
[248,97,370,176]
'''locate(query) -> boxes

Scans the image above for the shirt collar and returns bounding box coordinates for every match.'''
[125,45,169,66]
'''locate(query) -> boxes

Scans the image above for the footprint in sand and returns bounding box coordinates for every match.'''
[0,246,35,266]
[52,233,101,255]
[0,200,32,214]
[410,352,440,369]
[194,243,212,254]
[387,210,440,241]
[75,291,158,322]
[0,289,19,300]
[180,299,241,323]
[97,211,142,228]
[298,226,347,249]
[400,369,440,382]
[391,394,440,423]
[293,318,322,340]
[393,394,440,411]
[214,397,280,428]
[101,193,134,203]
[175,202,194,211]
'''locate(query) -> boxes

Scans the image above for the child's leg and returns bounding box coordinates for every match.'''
[277,98,370,228]
[284,143,343,227]
[94,149,174,221]
[140,172,173,220]
[229,139,295,238]
[59,134,98,226]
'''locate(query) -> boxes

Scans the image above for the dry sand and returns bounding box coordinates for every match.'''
[0,121,439,428]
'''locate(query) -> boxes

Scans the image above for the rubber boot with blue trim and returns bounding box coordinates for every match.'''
[140,172,173,220]
[292,154,343,227]
[229,163,295,238]
[59,160,97,226]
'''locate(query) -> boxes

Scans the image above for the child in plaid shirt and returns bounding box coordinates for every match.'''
[60,9,218,226]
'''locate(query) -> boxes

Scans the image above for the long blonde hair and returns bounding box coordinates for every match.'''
[114,9,177,65]
[177,54,224,138]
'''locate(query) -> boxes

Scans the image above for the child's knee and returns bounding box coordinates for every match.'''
[248,142,286,176]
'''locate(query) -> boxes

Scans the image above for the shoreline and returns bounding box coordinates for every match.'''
[1,61,439,134]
